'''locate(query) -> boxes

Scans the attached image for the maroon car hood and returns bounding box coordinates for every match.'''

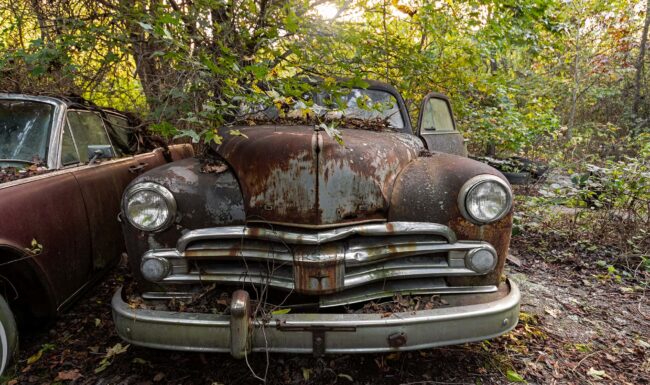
[215,125,422,227]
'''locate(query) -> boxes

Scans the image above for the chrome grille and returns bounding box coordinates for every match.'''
[144,222,498,304]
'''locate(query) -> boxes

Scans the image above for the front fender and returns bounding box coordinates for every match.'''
[388,153,513,286]
[120,158,246,283]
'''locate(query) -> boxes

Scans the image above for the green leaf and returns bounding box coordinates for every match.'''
[229,129,248,139]
[27,343,55,365]
[246,64,268,80]
[174,129,201,143]
[271,308,291,315]
[137,22,153,31]
[283,9,299,33]
[506,370,525,382]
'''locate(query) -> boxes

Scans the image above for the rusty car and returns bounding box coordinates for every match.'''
[0,94,194,373]
[112,80,520,357]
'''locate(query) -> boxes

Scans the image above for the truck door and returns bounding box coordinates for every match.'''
[417,93,467,156]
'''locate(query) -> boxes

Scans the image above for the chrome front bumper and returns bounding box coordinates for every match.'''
[112,279,520,357]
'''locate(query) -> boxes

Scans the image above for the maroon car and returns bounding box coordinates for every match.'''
[112,81,520,357]
[0,94,193,373]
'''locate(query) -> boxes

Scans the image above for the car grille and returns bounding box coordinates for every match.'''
[145,222,499,305]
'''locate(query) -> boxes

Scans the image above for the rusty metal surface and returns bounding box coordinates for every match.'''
[0,173,90,316]
[121,157,246,284]
[0,152,179,317]
[318,129,421,224]
[0,134,191,318]
[214,125,422,227]
[215,126,319,224]
[420,132,467,157]
[74,152,169,271]
[388,153,513,286]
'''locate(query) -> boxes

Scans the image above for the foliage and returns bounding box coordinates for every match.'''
[519,133,650,279]
[0,0,647,152]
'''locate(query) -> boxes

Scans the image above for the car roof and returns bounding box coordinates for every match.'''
[0,93,129,117]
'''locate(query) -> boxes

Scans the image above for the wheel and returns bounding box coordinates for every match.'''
[0,294,18,376]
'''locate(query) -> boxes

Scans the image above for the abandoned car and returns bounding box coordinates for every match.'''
[0,94,193,372]
[112,81,520,357]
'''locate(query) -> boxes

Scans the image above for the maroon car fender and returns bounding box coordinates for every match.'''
[388,152,513,287]
[0,243,57,319]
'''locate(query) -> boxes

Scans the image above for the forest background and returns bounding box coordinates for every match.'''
[1,0,648,157]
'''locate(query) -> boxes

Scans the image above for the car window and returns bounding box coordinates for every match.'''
[105,113,131,157]
[66,111,113,163]
[60,123,80,165]
[421,98,454,132]
[0,99,54,164]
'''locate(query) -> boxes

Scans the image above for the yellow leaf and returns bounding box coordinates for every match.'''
[271,308,291,315]
[26,350,42,365]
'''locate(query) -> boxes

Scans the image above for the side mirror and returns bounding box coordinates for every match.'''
[87,145,114,164]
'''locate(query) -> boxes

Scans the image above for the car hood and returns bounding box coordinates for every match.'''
[215,125,423,227]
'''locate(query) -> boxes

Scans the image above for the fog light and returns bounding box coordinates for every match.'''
[466,248,497,274]
[141,257,170,282]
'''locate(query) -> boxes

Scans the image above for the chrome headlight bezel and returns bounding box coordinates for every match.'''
[458,175,512,225]
[122,182,177,232]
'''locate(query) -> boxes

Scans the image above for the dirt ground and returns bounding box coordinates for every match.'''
[5,194,650,385]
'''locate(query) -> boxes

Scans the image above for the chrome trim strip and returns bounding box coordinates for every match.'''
[345,240,492,266]
[176,222,457,251]
[161,273,295,290]
[320,278,498,308]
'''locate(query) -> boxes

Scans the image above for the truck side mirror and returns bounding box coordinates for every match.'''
[87,145,114,164]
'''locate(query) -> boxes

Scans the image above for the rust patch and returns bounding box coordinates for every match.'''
[292,244,345,294]
[214,125,423,227]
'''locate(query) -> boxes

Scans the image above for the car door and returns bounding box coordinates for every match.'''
[417,93,467,156]
[64,110,167,272]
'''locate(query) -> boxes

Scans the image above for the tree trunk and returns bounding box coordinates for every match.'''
[567,26,581,139]
[633,0,650,119]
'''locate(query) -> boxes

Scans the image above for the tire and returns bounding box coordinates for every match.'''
[503,171,532,185]
[0,294,18,376]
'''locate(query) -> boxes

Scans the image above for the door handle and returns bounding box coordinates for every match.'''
[128,162,148,174]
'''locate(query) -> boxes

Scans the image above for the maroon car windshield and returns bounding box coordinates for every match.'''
[0,99,54,165]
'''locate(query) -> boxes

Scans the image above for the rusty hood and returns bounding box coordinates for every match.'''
[215,125,423,227]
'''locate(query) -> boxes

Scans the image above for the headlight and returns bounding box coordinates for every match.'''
[458,175,512,224]
[123,182,176,232]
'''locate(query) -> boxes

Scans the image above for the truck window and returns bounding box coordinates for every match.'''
[421,98,455,132]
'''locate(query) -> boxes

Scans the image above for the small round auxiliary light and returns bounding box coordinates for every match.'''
[466,248,497,274]
[141,257,170,282]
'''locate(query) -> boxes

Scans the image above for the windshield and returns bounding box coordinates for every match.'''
[0,99,54,164]
[245,88,406,130]
[312,89,404,129]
